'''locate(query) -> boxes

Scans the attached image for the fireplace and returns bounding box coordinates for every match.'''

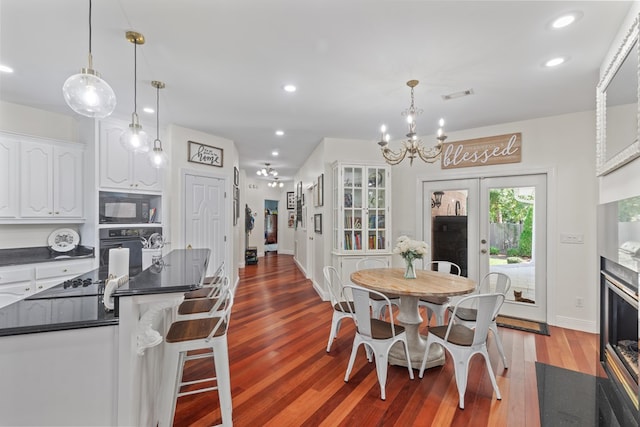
[600,257,639,421]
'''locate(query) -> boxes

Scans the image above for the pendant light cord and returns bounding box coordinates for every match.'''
[88,0,92,55]
[133,42,138,115]
[156,85,160,141]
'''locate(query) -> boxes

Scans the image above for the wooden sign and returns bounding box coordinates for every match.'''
[188,140,223,167]
[441,133,521,169]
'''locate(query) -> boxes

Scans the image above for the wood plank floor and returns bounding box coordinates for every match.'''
[174,254,604,426]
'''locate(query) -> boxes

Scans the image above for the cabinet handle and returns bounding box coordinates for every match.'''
[25,287,30,291]
[55,211,60,214]
[135,184,139,187]
[38,285,43,289]
[49,212,52,214]
[63,269,68,272]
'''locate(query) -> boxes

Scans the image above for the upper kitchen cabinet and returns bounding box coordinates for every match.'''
[20,139,84,219]
[99,120,162,192]
[0,135,18,218]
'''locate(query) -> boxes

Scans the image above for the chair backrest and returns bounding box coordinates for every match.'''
[447,293,505,346]
[478,272,511,296]
[323,266,346,305]
[355,258,388,270]
[343,284,399,339]
[205,283,234,341]
[425,260,461,275]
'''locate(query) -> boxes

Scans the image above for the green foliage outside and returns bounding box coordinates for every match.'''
[618,196,640,222]
[518,206,533,257]
[489,246,499,255]
[507,257,522,264]
[506,248,520,257]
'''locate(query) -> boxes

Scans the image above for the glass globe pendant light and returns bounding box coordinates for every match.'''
[62,0,116,118]
[120,31,149,153]
[148,80,169,168]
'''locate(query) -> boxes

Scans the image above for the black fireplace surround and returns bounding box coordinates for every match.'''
[598,196,640,424]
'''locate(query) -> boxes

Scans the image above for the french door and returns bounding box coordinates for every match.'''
[422,174,547,321]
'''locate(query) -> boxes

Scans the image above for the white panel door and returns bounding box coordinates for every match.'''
[184,173,226,276]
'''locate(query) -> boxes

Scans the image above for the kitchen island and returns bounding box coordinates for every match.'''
[0,248,210,426]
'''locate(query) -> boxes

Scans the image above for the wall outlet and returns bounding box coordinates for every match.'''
[560,233,584,244]
[575,297,584,308]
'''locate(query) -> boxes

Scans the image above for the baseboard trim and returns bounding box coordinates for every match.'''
[552,315,597,334]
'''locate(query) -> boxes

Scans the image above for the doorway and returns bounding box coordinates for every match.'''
[183,172,226,276]
[264,199,278,253]
[422,174,547,321]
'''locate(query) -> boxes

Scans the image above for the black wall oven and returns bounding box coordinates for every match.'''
[99,227,162,278]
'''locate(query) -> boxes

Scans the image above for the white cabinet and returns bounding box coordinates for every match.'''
[34,260,94,293]
[99,120,161,192]
[20,139,84,218]
[331,162,392,284]
[0,135,18,218]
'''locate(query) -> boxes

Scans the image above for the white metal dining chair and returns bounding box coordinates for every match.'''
[343,284,413,400]
[418,261,461,326]
[448,272,512,368]
[355,258,400,320]
[323,266,355,352]
[419,292,505,409]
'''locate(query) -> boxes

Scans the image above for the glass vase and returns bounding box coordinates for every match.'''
[404,258,417,279]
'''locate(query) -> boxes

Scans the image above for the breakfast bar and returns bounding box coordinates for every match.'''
[0,248,210,426]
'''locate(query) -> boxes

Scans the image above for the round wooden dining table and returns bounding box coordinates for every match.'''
[351,267,476,370]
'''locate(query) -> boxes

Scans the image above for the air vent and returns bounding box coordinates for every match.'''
[442,89,474,101]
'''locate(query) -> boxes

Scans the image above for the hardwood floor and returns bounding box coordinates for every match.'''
[173,254,604,426]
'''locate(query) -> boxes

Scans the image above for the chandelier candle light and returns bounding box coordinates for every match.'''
[378,80,447,166]
[393,235,429,279]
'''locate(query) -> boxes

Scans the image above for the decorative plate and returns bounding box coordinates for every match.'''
[149,233,165,249]
[48,228,80,252]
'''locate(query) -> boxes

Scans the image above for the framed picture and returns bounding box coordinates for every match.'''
[234,166,239,186]
[233,185,239,226]
[313,183,318,207]
[314,213,322,234]
[288,211,295,228]
[317,173,324,207]
[188,140,223,167]
[287,191,295,210]
[297,181,303,200]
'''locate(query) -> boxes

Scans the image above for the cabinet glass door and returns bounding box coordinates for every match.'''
[343,166,364,250]
[367,166,387,250]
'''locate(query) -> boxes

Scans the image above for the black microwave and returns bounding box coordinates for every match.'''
[99,194,150,224]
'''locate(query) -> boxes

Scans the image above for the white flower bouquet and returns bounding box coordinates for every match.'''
[393,235,429,278]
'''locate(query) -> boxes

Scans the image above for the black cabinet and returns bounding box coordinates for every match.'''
[432,216,468,276]
[245,247,258,265]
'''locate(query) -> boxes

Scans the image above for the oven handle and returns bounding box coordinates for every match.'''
[602,271,639,307]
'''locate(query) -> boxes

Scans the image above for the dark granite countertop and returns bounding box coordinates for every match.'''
[0,245,95,267]
[0,248,210,337]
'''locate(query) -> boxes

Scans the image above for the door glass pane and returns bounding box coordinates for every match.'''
[488,186,535,302]
[430,189,469,276]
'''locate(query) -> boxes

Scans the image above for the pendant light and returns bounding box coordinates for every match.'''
[62,0,116,118]
[149,81,169,168]
[120,31,149,153]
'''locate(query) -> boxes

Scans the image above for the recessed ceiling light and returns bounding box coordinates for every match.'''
[545,57,566,67]
[550,11,582,29]
[272,150,279,156]
[275,130,284,136]
[283,84,297,93]
[0,64,14,73]
[143,107,154,114]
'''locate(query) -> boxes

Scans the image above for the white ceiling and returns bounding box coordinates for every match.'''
[0,1,633,182]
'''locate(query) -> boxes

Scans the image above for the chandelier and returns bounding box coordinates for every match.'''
[268,177,284,188]
[377,80,447,166]
[257,163,278,177]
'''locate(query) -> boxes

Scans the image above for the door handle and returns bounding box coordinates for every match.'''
[186,244,192,249]
[481,239,487,244]
[480,249,487,254]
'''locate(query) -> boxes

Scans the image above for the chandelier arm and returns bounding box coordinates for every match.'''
[416,144,443,163]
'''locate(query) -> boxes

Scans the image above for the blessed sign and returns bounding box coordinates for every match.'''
[441,133,521,169]
[188,140,223,167]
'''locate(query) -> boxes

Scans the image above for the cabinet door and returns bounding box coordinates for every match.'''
[100,121,133,189]
[365,166,388,251]
[342,166,365,251]
[132,151,161,191]
[0,136,18,218]
[54,146,83,217]
[20,140,54,217]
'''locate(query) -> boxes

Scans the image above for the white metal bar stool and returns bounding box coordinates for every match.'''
[157,286,233,426]
[176,277,230,321]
